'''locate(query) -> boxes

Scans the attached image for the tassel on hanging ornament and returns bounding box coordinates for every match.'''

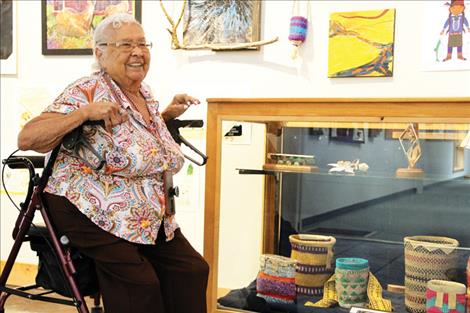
[288,1,309,60]
[289,16,308,59]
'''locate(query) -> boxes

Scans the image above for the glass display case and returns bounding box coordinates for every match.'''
[203,98,470,313]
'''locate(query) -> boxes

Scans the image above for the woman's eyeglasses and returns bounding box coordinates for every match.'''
[98,41,153,52]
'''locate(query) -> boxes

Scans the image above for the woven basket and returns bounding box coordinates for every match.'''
[256,254,296,304]
[466,257,470,313]
[289,234,336,297]
[425,280,466,313]
[335,258,370,308]
[404,236,459,313]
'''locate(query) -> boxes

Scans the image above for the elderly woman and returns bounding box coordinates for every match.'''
[17,13,208,313]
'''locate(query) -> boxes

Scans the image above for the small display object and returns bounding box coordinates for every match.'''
[425,280,467,313]
[328,159,369,174]
[264,153,319,173]
[396,124,424,178]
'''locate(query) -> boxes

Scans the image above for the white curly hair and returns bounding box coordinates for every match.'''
[92,13,142,71]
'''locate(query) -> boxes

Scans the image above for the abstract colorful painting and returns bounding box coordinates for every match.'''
[328,9,396,78]
[42,0,141,55]
[183,0,261,49]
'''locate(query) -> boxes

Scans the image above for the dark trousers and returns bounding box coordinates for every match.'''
[44,193,209,313]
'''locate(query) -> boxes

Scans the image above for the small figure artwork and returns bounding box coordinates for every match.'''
[396,124,424,178]
[421,1,470,71]
[441,0,470,61]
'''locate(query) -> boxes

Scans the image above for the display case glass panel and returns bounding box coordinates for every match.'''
[204,99,470,313]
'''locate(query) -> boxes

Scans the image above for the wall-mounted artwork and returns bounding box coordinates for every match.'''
[1,0,17,75]
[329,128,365,144]
[182,0,261,50]
[42,0,142,55]
[421,0,470,71]
[328,9,396,78]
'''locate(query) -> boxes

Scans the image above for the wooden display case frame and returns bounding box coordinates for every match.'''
[203,98,470,313]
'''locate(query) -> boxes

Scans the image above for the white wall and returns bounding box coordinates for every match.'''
[1,0,470,288]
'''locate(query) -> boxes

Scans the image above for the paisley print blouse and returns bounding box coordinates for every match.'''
[44,71,185,244]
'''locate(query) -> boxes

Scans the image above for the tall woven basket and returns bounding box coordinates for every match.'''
[289,234,336,297]
[466,257,470,313]
[404,236,459,313]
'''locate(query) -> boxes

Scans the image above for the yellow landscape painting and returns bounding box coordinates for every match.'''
[328,9,396,78]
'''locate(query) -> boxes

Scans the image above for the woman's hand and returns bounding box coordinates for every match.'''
[83,101,129,133]
[161,94,200,121]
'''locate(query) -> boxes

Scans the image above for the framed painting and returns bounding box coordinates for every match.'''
[328,9,396,78]
[41,0,142,55]
[1,0,17,75]
[182,0,261,50]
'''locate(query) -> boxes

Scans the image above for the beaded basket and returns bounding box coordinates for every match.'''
[256,254,296,304]
[289,234,336,297]
[426,280,466,313]
[467,258,470,313]
[404,236,460,313]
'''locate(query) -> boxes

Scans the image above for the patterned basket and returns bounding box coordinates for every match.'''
[467,258,470,313]
[289,234,336,297]
[404,236,459,313]
[426,280,466,313]
[335,258,370,308]
[256,254,296,304]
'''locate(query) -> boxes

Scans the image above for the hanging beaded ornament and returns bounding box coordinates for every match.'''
[288,1,309,59]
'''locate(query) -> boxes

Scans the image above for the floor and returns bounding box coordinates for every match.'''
[2,289,101,313]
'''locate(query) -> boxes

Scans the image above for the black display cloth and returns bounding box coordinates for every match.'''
[218,281,405,313]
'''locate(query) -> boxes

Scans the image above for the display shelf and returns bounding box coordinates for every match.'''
[237,167,462,183]
[262,163,319,173]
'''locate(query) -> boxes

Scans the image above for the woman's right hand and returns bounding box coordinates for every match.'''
[18,101,129,152]
[82,101,129,133]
